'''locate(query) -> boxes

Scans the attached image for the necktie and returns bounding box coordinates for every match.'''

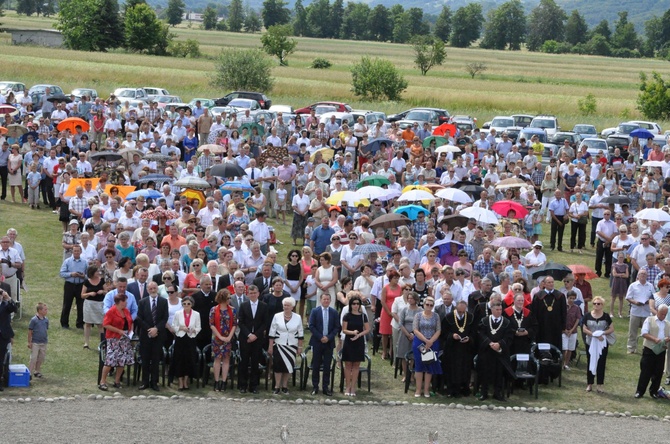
[265,278,269,289]
[139,283,144,299]
[151,297,157,324]
[322,308,328,337]
[251,169,255,180]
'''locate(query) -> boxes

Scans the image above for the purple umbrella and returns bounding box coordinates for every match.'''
[491,236,532,249]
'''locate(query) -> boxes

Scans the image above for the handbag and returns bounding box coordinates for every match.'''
[420,348,437,364]
[578,215,588,225]
[606,332,616,346]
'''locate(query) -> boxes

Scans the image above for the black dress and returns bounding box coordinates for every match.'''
[342,312,367,362]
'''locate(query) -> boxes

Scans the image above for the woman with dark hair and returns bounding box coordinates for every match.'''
[210,289,237,391]
[336,277,353,310]
[284,249,304,305]
[397,291,421,381]
[341,294,370,396]
[263,277,292,316]
[412,269,432,307]
[113,256,133,282]
[81,265,107,349]
[171,295,202,390]
[99,294,134,391]
[380,270,401,360]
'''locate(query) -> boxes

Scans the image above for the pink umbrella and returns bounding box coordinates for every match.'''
[491,236,532,249]
[491,200,529,218]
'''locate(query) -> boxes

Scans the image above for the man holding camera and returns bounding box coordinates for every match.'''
[0,288,16,390]
[0,236,22,301]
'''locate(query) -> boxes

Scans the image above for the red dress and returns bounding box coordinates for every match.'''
[380,284,402,335]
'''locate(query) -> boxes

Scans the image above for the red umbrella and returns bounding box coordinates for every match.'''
[491,200,529,218]
[433,123,457,137]
[568,264,598,280]
[0,104,17,116]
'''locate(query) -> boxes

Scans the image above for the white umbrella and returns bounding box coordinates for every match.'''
[357,186,388,201]
[174,176,211,189]
[118,148,144,164]
[634,208,670,223]
[642,161,666,168]
[435,188,473,204]
[398,190,435,202]
[434,144,461,154]
[459,206,499,225]
[495,177,527,190]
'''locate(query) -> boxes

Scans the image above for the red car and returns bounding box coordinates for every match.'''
[295,101,352,115]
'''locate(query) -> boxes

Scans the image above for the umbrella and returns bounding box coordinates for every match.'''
[210,163,247,179]
[491,200,529,218]
[0,104,18,116]
[310,147,335,163]
[634,208,670,223]
[19,131,39,146]
[434,144,461,154]
[144,152,172,162]
[422,183,445,193]
[567,264,598,280]
[89,150,123,162]
[352,243,391,256]
[641,161,665,168]
[140,207,180,220]
[125,189,162,200]
[402,185,431,194]
[398,190,435,202]
[174,105,191,112]
[118,148,144,164]
[435,188,472,204]
[174,177,211,189]
[601,195,632,205]
[491,236,532,249]
[0,127,6,135]
[422,136,447,148]
[369,213,412,230]
[136,173,172,184]
[456,182,485,197]
[357,174,390,188]
[433,123,457,137]
[181,188,206,206]
[325,191,370,206]
[495,178,527,190]
[394,205,430,221]
[377,189,401,202]
[57,117,90,133]
[239,122,265,136]
[6,124,28,138]
[357,186,388,201]
[220,181,255,192]
[459,207,499,225]
[104,185,136,199]
[531,262,572,281]
[432,238,464,259]
[47,94,72,103]
[440,214,469,231]
[630,128,655,140]
[64,178,101,197]
[361,138,394,156]
[198,144,226,154]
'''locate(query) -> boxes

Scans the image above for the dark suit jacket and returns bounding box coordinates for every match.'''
[485,272,501,287]
[237,299,270,344]
[135,295,168,341]
[152,273,164,286]
[308,306,340,348]
[127,281,149,302]
[217,274,234,293]
[0,298,16,340]
[252,273,278,294]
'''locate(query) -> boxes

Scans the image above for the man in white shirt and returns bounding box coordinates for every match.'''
[103,112,122,134]
[171,120,187,144]
[265,128,282,147]
[249,212,271,254]
[324,115,341,138]
[197,197,222,228]
[50,103,68,125]
[588,185,609,248]
[474,132,490,158]
[102,198,122,233]
[626,269,655,354]
[179,161,198,179]
[260,159,278,218]
[390,151,406,176]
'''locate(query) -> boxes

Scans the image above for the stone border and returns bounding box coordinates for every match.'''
[1,395,668,422]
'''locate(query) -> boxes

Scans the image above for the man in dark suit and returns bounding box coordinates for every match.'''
[127,268,150,303]
[192,275,217,353]
[237,284,269,394]
[252,262,277,295]
[136,282,168,391]
[308,293,340,396]
[0,287,17,391]
[477,301,514,402]
[485,262,503,288]
[229,280,248,313]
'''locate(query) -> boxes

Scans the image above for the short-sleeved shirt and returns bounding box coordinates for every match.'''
[28,315,49,344]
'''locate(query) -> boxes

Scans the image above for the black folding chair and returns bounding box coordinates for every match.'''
[508,353,540,399]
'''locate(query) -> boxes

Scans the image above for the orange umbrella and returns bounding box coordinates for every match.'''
[0,127,7,135]
[57,117,90,133]
[181,188,206,206]
[568,264,598,280]
[433,123,457,137]
[64,178,101,197]
[104,184,136,199]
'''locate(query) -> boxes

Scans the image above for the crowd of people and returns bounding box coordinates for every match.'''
[3,90,670,401]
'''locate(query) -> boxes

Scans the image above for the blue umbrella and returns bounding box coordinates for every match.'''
[352,243,391,256]
[630,128,655,140]
[394,205,430,221]
[19,131,38,145]
[431,239,463,263]
[125,189,162,200]
[361,138,394,155]
[220,181,254,192]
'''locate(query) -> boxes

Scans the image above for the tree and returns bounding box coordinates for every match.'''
[433,6,452,43]
[305,0,330,38]
[526,0,567,51]
[341,2,370,40]
[329,0,344,39]
[244,9,262,33]
[261,0,290,29]
[202,5,218,30]
[480,0,525,50]
[211,48,274,92]
[591,19,611,41]
[56,0,124,52]
[644,16,663,54]
[465,62,487,79]
[412,35,446,75]
[260,24,297,66]
[292,0,308,37]
[564,10,588,46]
[228,0,245,32]
[638,72,670,120]
[17,0,37,16]
[350,56,407,101]
[42,0,57,16]
[612,11,639,50]
[165,0,185,26]
[450,4,483,48]
[585,34,611,56]
[125,2,171,54]
[392,12,412,43]
[368,5,392,42]
[407,7,429,37]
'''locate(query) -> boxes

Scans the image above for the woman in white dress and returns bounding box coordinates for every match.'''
[268,298,304,395]
[315,252,338,308]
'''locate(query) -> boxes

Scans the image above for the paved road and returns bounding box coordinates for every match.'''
[2,398,667,443]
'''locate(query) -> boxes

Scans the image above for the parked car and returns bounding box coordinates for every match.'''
[227,98,261,111]
[549,131,581,148]
[489,116,515,133]
[518,128,558,158]
[529,115,560,136]
[17,84,64,109]
[387,107,450,125]
[269,104,294,114]
[605,134,630,154]
[601,122,639,138]
[143,87,170,100]
[113,87,149,101]
[579,138,609,161]
[188,98,215,109]
[572,124,597,140]
[154,95,183,108]
[70,88,98,100]
[503,126,522,144]
[319,112,354,127]
[351,110,387,126]
[210,106,238,117]
[295,101,350,115]
[0,81,26,96]
[628,120,662,135]
[214,91,272,109]
[512,114,534,128]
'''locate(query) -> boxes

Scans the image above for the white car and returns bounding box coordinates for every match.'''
[489,116,515,134]
[113,87,148,101]
[319,112,354,127]
[227,98,261,111]
[143,87,170,101]
[628,120,662,135]
[530,115,560,136]
[579,138,609,161]
[269,104,293,114]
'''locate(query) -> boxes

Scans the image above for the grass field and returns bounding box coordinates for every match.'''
[1,12,670,414]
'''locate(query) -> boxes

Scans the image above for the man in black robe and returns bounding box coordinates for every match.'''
[530,276,566,383]
[468,277,493,314]
[477,302,514,402]
[503,293,538,355]
[444,300,474,397]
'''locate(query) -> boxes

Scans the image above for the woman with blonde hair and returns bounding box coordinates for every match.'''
[582,296,614,393]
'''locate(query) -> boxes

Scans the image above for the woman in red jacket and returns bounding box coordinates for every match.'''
[98,294,134,391]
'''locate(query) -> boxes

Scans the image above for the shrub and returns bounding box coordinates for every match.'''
[210,48,274,92]
[465,62,487,79]
[577,93,597,116]
[168,39,201,58]
[310,58,332,69]
[350,56,407,101]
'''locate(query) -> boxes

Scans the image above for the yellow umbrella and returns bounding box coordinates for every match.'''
[64,178,101,197]
[181,188,206,207]
[402,185,431,194]
[325,191,370,207]
[104,184,136,200]
[310,147,335,163]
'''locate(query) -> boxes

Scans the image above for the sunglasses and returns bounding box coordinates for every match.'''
[193,264,201,267]
[182,302,191,306]
[593,302,602,305]
[424,303,434,307]
[351,302,361,306]
[167,290,176,294]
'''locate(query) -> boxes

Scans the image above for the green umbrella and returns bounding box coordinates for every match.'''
[240,122,265,136]
[422,136,447,148]
[357,174,391,188]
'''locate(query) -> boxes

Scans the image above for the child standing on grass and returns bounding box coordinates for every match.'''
[27,163,42,209]
[562,292,582,371]
[304,217,315,246]
[276,181,287,224]
[28,303,49,379]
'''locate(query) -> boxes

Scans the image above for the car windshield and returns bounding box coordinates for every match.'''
[550,134,573,143]
[0,82,13,89]
[531,119,556,129]
[521,131,547,143]
[315,106,336,114]
[491,118,514,127]
[229,99,253,108]
[405,111,432,121]
[583,140,607,150]
[514,116,533,125]
[117,90,135,98]
[618,124,639,134]
[573,125,596,134]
